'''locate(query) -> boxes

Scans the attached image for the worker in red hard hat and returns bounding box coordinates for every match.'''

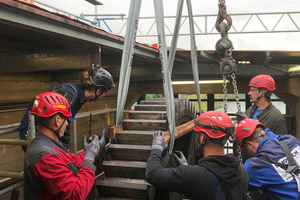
[235,118,300,200]
[146,111,249,199]
[23,92,106,200]
[239,74,287,135]
[19,66,115,151]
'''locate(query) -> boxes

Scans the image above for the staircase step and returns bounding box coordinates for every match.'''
[134,104,167,111]
[102,160,146,179]
[116,130,153,145]
[128,110,167,120]
[140,98,180,103]
[123,119,168,130]
[100,198,142,200]
[109,144,151,162]
[96,177,150,199]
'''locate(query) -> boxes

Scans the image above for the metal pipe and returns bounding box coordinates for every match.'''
[0,123,19,130]
[0,172,23,179]
[81,13,126,17]
[75,108,117,119]
[28,112,35,143]
[0,127,19,136]
[0,139,29,145]
[0,182,23,197]
[73,119,77,155]
[33,0,78,17]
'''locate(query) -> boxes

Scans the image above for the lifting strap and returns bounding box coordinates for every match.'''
[186,0,203,114]
[168,0,183,73]
[153,0,176,155]
[116,0,142,125]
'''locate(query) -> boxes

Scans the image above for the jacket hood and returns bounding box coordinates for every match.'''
[198,154,241,185]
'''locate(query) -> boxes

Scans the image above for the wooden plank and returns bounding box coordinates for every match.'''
[109,125,123,139]
[116,130,153,145]
[96,177,150,199]
[109,144,151,162]
[123,119,167,130]
[128,110,167,120]
[165,119,195,143]
[134,105,166,111]
[102,160,146,179]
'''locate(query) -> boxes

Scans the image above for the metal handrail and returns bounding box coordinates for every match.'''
[0,108,118,179]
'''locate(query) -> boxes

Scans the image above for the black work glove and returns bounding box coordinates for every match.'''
[235,112,248,123]
[83,135,100,162]
[173,151,188,166]
[98,124,111,156]
[151,130,168,152]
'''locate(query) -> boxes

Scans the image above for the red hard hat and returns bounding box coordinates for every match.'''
[31,92,72,118]
[235,118,266,147]
[193,111,235,138]
[248,74,276,91]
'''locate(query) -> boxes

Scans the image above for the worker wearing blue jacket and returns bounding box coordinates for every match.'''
[235,118,300,200]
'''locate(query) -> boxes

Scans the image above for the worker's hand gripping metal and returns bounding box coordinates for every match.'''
[151,130,168,152]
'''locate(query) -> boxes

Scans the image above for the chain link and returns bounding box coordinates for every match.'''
[216,2,251,199]
[231,73,241,113]
[222,75,228,113]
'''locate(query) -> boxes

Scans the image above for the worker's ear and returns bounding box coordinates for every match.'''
[53,115,61,127]
[199,132,205,144]
[95,88,102,96]
[245,140,256,155]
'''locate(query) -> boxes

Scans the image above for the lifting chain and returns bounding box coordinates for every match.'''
[216,4,251,200]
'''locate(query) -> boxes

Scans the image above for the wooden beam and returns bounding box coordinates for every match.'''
[165,120,194,143]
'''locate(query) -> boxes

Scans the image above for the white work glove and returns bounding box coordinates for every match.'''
[83,135,100,162]
[173,151,188,165]
[151,130,167,152]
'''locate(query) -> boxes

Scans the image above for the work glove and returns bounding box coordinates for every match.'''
[151,130,167,152]
[83,135,100,162]
[99,124,111,147]
[173,151,188,166]
[235,112,248,123]
[98,125,111,156]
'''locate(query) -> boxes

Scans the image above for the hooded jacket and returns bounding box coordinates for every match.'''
[146,150,249,200]
[244,134,300,200]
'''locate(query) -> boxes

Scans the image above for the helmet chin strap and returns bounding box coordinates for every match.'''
[91,89,103,102]
[41,118,67,141]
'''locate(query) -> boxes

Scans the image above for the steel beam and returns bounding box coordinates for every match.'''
[0,50,90,73]
[0,1,157,59]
